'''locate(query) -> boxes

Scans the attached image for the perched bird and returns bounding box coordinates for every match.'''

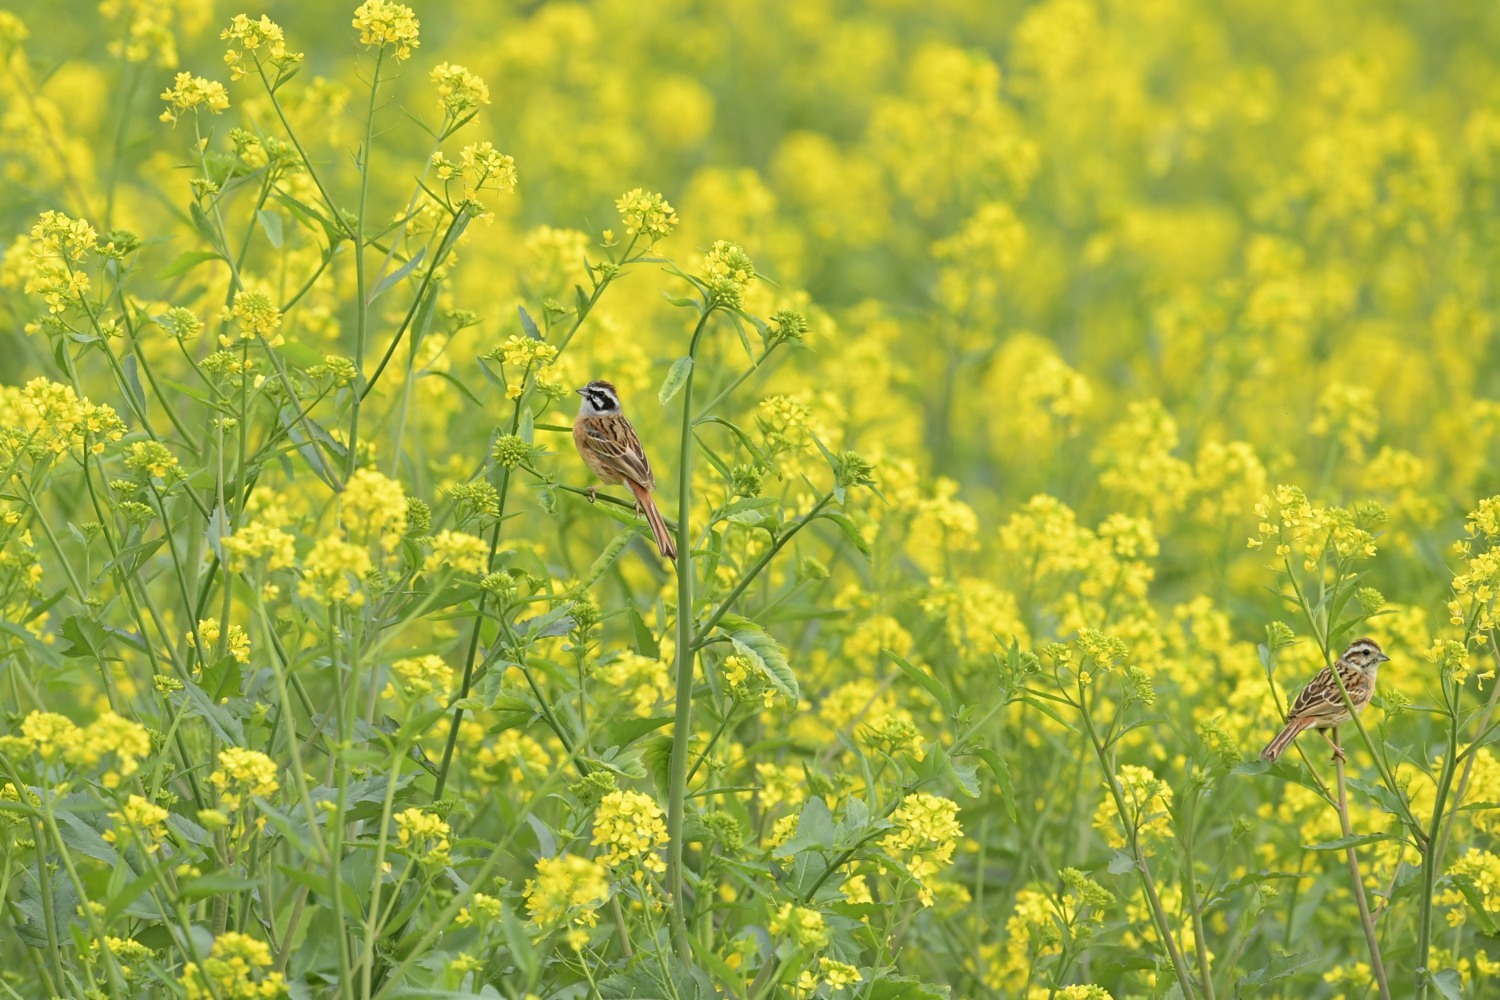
[1260,637,1388,762]
[572,379,676,560]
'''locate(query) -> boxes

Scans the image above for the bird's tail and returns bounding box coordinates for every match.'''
[1260,718,1312,762]
[628,481,677,561]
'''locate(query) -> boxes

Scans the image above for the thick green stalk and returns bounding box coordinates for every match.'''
[666,309,715,963]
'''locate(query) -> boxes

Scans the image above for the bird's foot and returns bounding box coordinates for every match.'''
[586,486,598,504]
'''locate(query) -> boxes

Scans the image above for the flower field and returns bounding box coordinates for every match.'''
[3,1,1500,997]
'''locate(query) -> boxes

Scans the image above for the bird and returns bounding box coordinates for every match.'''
[572,379,676,560]
[1260,637,1388,762]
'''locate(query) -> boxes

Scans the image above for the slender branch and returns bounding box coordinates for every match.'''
[666,308,715,964]
[1333,730,1393,1000]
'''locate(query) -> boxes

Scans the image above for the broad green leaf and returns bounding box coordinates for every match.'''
[59,615,112,661]
[717,613,797,701]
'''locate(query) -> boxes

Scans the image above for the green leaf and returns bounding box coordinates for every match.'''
[1301,832,1392,852]
[1441,872,1500,935]
[1430,968,1464,1000]
[628,606,660,660]
[1108,849,1137,875]
[659,355,694,406]
[157,250,221,279]
[1236,950,1315,989]
[371,247,426,302]
[179,872,258,900]
[489,694,537,733]
[717,613,798,701]
[55,809,120,864]
[575,526,642,593]
[887,650,952,715]
[256,208,284,248]
[518,305,542,340]
[820,510,871,557]
[971,747,1018,822]
[59,615,112,661]
[604,714,673,750]
[861,976,949,1000]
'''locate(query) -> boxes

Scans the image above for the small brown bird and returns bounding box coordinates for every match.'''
[1261,637,1388,762]
[572,380,676,560]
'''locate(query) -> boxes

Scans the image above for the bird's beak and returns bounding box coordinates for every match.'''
[574,388,587,396]
[1379,653,1391,662]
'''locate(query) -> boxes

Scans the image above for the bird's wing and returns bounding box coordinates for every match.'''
[579,415,655,491]
[1287,662,1368,721]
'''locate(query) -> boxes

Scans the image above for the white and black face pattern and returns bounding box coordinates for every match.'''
[576,380,621,416]
[1342,637,1389,675]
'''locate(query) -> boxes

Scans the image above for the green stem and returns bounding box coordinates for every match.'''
[1333,731,1393,1000]
[346,47,385,476]
[666,309,715,964]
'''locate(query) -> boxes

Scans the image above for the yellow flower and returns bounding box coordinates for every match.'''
[342,468,408,549]
[222,521,296,574]
[394,808,451,865]
[431,62,490,116]
[159,72,230,124]
[425,529,488,575]
[220,14,302,81]
[524,854,610,928]
[209,747,280,812]
[769,902,829,949]
[299,536,373,606]
[105,794,170,852]
[187,618,251,665]
[352,0,420,60]
[879,792,962,906]
[385,654,452,701]
[701,240,756,307]
[101,0,178,68]
[615,189,678,243]
[592,789,668,872]
[223,287,283,345]
[180,932,287,999]
[596,652,671,716]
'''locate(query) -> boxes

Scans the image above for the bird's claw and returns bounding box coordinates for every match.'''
[586,486,598,504]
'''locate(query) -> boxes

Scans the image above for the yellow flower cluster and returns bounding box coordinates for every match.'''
[769,902,829,949]
[209,747,280,812]
[180,932,287,1000]
[18,710,150,788]
[880,792,961,907]
[524,853,610,936]
[430,62,490,117]
[0,379,125,460]
[596,652,670,716]
[614,188,678,243]
[352,0,420,60]
[104,794,170,852]
[342,468,408,549]
[187,618,251,665]
[591,789,668,873]
[394,807,451,866]
[425,529,488,575]
[221,14,303,81]
[385,654,452,701]
[159,73,230,124]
